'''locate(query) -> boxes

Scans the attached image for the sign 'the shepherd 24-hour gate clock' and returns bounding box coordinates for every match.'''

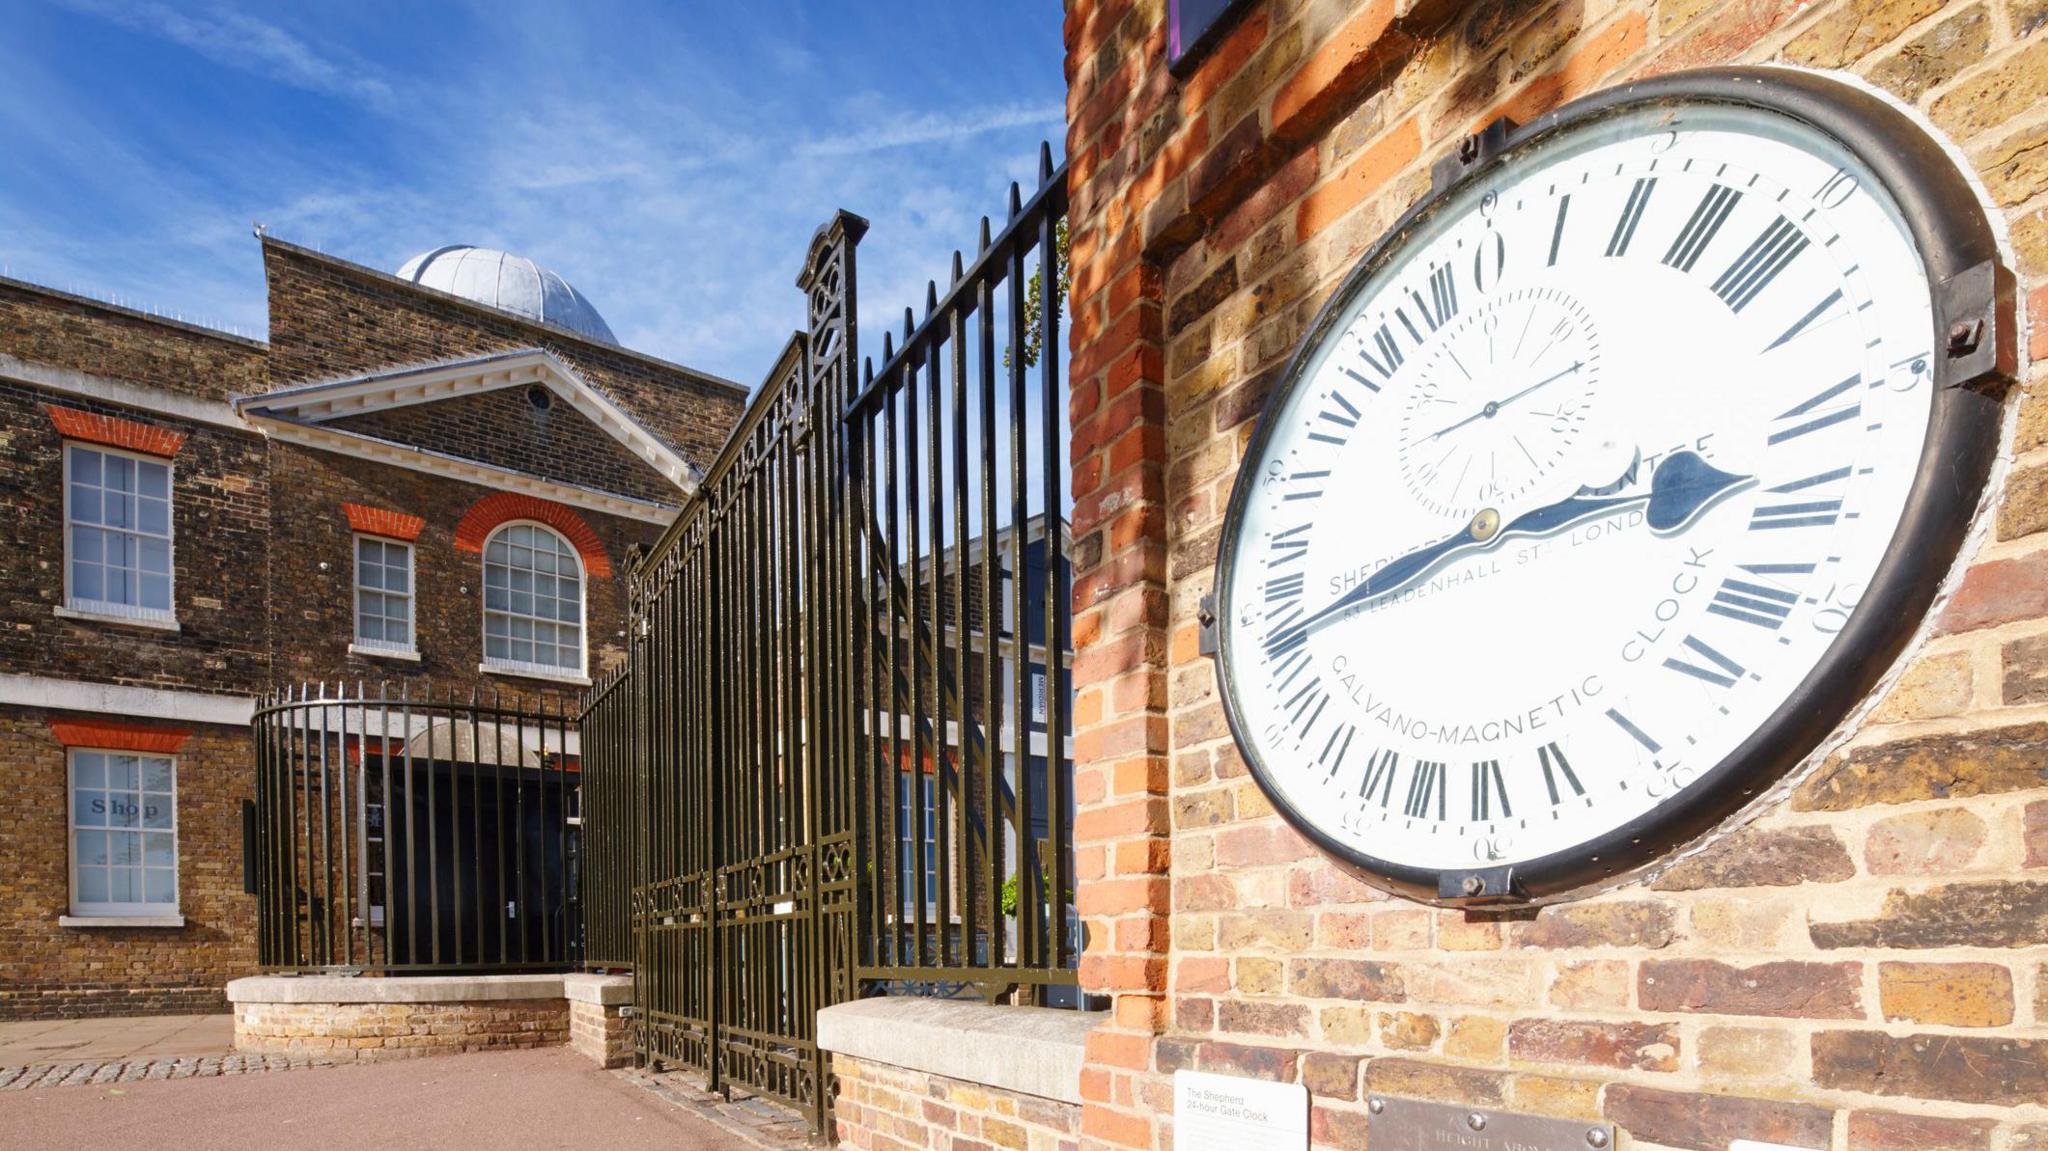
[1211,68,2015,907]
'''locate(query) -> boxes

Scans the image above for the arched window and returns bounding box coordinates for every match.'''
[481,522,585,677]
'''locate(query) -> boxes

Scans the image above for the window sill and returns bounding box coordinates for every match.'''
[478,661,591,687]
[60,914,185,929]
[54,605,181,633]
[350,643,421,662]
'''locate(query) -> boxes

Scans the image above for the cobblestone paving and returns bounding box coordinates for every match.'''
[0,1053,335,1089]
[615,1066,813,1149]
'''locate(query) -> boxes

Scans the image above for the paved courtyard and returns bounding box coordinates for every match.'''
[0,1014,234,1066]
[0,1046,754,1150]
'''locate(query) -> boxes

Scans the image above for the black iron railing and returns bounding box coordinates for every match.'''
[842,145,1076,996]
[577,665,634,969]
[572,147,1074,1136]
[252,683,583,973]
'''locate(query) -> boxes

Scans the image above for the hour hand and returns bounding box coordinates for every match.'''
[1262,450,1749,659]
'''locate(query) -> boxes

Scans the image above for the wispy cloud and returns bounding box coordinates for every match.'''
[796,101,1065,157]
[1,3,1066,383]
[54,0,394,109]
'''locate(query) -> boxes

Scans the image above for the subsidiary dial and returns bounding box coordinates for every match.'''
[1396,287,1601,520]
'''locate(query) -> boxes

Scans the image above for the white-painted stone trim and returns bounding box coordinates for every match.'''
[479,661,593,687]
[562,973,632,1006]
[816,998,1100,1105]
[349,642,421,662]
[238,348,702,493]
[0,354,249,431]
[243,415,679,526]
[54,605,181,632]
[0,673,253,726]
[59,914,185,928]
[226,973,566,1005]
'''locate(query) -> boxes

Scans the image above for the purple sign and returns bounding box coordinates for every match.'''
[1168,0,1254,76]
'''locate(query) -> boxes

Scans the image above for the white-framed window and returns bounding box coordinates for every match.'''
[481,522,585,678]
[895,772,938,915]
[64,443,174,623]
[353,535,416,655]
[68,749,178,917]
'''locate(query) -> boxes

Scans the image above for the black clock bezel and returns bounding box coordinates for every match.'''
[1212,66,2011,906]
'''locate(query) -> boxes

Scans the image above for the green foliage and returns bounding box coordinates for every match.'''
[1006,219,1070,371]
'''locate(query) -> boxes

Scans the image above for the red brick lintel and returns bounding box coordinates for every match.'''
[47,718,193,754]
[452,492,613,579]
[43,405,187,459]
[343,503,426,542]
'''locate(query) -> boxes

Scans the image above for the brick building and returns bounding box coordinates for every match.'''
[0,238,744,1019]
[1040,1,2048,1150]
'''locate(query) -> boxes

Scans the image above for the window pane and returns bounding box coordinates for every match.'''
[386,555,410,594]
[138,462,168,498]
[72,560,103,603]
[108,868,137,903]
[111,831,141,866]
[140,536,170,575]
[141,574,171,611]
[138,497,169,536]
[105,566,132,607]
[144,832,174,865]
[73,789,105,827]
[72,447,101,485]
[145,869,176,904]
[109,797,139,829]
[486,633,508,659]
[142,796,172,829]
[71,485,101,524]
[75,831,108,866]
[76,868,108,904]
[108,756,138,789]
[141,758,173,792]
[387,619,409,646]
[74,752,105,788]
[104,490,131,529]
[106,454,133,492]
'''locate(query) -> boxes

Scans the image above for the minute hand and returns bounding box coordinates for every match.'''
[1264,450,1750,659]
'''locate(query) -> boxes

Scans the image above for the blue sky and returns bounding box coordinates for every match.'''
[0,2,1067,385]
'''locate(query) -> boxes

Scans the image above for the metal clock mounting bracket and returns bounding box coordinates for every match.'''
[1430,115,1520,194]
[1936,256,2018,391]
[1438,865,1526,907]
[1198,594,1219,656]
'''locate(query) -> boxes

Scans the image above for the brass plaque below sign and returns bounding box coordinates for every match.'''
[1365,1095,1614,1151]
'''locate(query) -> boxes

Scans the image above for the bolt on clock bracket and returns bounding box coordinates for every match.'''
[1437,864,1526,907]
[1936,255,2017,393]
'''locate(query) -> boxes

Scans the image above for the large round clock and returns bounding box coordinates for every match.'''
[1213,67,2012,905]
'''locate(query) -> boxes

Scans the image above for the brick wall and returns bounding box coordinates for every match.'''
[568,996,633,1070]
[265,441,656,688]
[325,384,682,505]
[833,1055,1083,1151]
[0,380,272,694]
[261,238,746,472]
[1065,2,2048,1150]
[233,998,569,1061]
[0,711,256,1020]
[0,277,266,402]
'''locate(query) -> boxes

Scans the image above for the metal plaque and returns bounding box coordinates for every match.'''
[1174,1070,1308,1151]
[1366,1095,1614,1151]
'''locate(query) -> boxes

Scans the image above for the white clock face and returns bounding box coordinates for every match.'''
[1220,99,1942,881]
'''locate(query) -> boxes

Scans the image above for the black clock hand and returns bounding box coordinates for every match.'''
[1428,360,1587,441]
[1264,450,1750,659]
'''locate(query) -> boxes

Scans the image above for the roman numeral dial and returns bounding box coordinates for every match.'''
[1215,84,1971,899]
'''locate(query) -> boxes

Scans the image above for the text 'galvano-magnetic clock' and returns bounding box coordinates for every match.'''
[1211,67,2015,906]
